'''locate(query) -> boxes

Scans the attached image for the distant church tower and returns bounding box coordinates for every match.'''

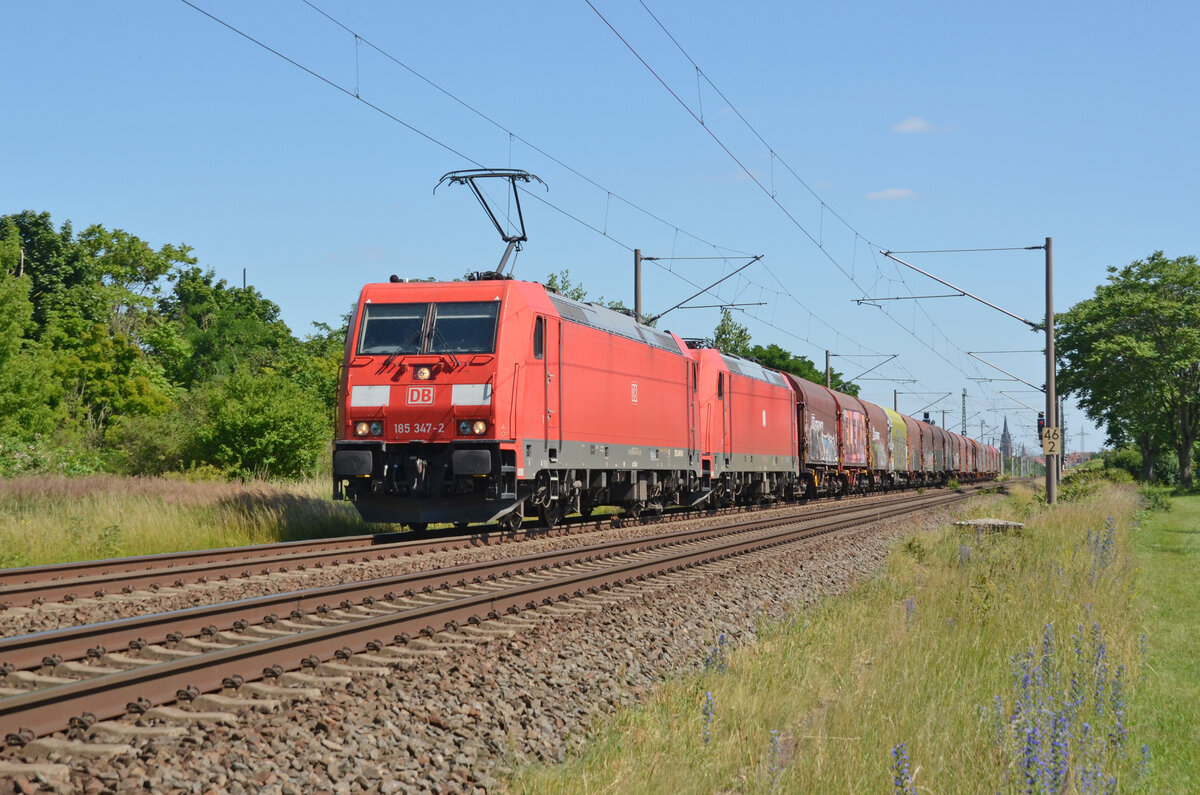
[1000,417,1013,458]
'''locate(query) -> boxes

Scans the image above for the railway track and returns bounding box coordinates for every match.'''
[0,485,978,745]
[0,486,959,610]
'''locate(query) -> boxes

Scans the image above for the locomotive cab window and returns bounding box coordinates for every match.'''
[357,301,500,356]
[429,302,500,354]
[358,303,427,355]
[533,316,544,359]
[717,372,724,399]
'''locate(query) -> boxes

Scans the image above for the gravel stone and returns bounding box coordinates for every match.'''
[0,496,981,791]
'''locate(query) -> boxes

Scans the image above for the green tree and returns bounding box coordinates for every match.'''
[1057,252,1200,487]
[544,270,588,302]
[286,318,349,432]
[713,307,752,357]
[1,211,343,479]
[0,267,67,443]
[155,266,299,388]
[0,212,193,341]
[0,213,188,435]
[0,211,87,328]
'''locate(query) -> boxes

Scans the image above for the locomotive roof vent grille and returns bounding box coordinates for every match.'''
[720,353,787,387]
[548,296,591,325]
[546,294,682,355]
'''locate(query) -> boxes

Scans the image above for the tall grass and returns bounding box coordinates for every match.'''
[0,475,376,568]
[509,482,1156,792]
[1133,493,1200,790]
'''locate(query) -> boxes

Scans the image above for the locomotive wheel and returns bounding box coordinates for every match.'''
[538,501,563,529]
[626,502,644,521]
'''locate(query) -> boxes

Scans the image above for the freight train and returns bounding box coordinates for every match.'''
[332,275,999,530]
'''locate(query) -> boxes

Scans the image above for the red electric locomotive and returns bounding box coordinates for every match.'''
[333,276,711,529]
[688,345,798,506]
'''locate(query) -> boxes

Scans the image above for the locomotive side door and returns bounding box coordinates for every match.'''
[720,371,732,466]
[543,316,561,454]
[688,361,697,464]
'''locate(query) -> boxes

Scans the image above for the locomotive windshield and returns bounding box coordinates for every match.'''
[358,303,427,355]
[357,301,500,356]
[428,302,500,354]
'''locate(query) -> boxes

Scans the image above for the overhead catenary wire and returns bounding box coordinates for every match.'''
[181,0,906,382]
[178,0,940,394]
[632,1,1047,409]
[296,0,750,261]
[601,0,1039,408]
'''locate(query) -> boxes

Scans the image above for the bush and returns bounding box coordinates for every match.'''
[191,370,328,480]
[1059,466,1117,501]
[0,434,103,477]
[1102,445,1182,485]
[1104,446,1143,480]
[1154,449,1180,485]
[93,369,331,480]
[1138,484,1173,513]
[106,409,194,476]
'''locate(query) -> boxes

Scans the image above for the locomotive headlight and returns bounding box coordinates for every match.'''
[414,366,433,380]
[353,421,383,437]
[456,419,487,436]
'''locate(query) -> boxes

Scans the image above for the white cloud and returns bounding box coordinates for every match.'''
[866,188,916,200]
[892,116,934,133]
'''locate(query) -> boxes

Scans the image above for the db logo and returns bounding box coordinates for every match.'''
[407,386,435,405]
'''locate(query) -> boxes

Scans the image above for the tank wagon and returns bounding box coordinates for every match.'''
[333,276,998,529]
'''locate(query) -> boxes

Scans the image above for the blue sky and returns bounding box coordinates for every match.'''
[6,1,1197,455]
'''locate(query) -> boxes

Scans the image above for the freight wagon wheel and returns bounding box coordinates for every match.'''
[409,522,428,532]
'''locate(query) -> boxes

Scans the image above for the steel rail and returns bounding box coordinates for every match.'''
[0,484,948,607]
[0,489,972,740]
[0,526,561,607]
[0,488,958,671]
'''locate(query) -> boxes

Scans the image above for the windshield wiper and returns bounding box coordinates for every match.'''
[380,332,422,371]
[430,325,461,368]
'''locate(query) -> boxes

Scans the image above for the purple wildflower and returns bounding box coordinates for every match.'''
[702,690,714,744]
[1021,723,1043,792]
[768,729,781,789]
[1136,744,1151,780]
[1109,665,1126,753]
[891,742,915,795]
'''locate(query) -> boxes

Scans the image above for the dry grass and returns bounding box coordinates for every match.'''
[0,475,375,567]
